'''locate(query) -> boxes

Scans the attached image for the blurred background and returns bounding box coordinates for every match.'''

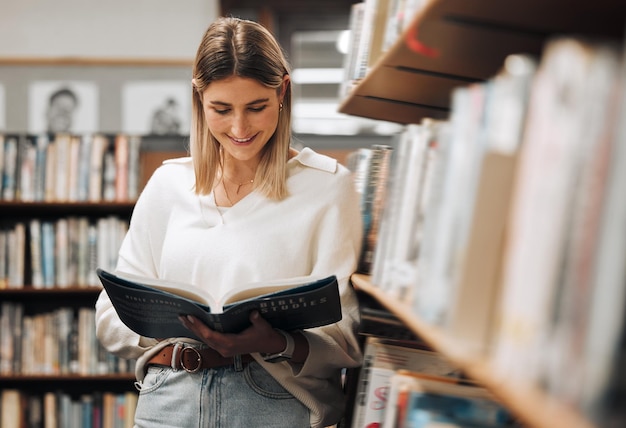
[0,0,400,159]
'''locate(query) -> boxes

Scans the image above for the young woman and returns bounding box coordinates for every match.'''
[95,17,363,428]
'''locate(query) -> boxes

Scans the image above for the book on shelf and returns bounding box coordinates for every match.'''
[0,302,23,374]
[491,37,623,388]
[443,53,537,357]
[1,389,23,428]
[370,119,442,304]
[2,135,17,200]
[7,222,25,288]
[369,127,415,294]
[0,134,4,200]
[579,41,626,428]
[17,135,37,202]
[340,2,367,99]
[358,305,423,345]
[96,268,343,339]
[364,0,394,70]
[350,144,394,275]
[29,218,44,288]
[350,336,460,428]
[383,369,518,428]
[0,229,6,289]
[412,82,490,326]
[541,39,622,408]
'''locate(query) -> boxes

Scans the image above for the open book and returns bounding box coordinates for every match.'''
[96,268,342,340]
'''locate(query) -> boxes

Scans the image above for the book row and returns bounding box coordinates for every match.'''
[350,337,519,428]
[341,0,427,98]
[0,132,142,203]
[0,389,137,428]
[0,303,134,376]
[0,215,127,289]
[351,35,626,427]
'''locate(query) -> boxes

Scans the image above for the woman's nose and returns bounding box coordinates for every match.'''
[231,112,249,137]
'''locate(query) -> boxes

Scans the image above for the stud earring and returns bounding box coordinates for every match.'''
[279,103,283,111]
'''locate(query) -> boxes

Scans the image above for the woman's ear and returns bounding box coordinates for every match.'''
[279,74,290,101]
[191,78,198,88]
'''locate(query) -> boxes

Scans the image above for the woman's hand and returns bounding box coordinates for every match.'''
[178,311,287,357]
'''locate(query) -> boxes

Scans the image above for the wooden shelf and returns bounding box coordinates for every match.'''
[0,374,136,394]
[0,201,136,218]
[0,374,134,382]
[351,274,595,428]
[0,286,102,297]
[339,0,626,124]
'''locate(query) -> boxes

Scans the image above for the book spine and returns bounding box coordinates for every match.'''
[2,136,18,200]
[358,145,393,274]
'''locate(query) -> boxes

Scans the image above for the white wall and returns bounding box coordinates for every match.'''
[0,0,219,59]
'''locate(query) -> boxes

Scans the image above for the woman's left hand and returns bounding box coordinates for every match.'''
[178,311,286,357]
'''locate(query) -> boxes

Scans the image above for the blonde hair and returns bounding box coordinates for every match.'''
[190,17,292,200]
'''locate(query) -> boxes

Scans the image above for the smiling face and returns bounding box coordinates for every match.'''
[200,75,285,166]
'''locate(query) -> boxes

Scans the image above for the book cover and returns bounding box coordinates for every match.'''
[400,377,517,427]
[351,337,460,428]
[383,369,475,428]
[96,268,343,339]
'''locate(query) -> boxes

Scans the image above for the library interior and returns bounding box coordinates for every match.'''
[1,0,626,427]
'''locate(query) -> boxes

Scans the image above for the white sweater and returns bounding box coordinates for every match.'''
[95,147,364,428]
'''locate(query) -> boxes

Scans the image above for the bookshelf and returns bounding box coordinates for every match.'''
[338,0,626,123]
[342,1,625,427]
[351,274,594,428]
[0,199,137,419]
[0,133,186,425]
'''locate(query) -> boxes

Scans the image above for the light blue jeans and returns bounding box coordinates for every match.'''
[133,361,310,427]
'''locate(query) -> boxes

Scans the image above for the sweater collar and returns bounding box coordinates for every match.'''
[289,147,337,173]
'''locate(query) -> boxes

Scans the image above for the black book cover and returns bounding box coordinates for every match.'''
[97,268,342,340]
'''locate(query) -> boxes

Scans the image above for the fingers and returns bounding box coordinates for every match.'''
[178,315,240,356]
[178,312,277,357]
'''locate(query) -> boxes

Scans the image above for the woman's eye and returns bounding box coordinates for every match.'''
[214,109,230,115]
[249,106,267,112]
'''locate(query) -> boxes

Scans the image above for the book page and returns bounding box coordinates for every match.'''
[114,271,216,308]
[221,275,323,307]
[114,271,323,312]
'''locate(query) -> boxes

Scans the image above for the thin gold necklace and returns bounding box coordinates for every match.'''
[222,178,235,207]
[223,174,254,194]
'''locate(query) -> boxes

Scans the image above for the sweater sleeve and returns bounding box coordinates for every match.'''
[95,164,171,359]
[292,166,364,378]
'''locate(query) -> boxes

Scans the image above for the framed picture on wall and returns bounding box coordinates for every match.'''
[122,80,190,136]
[28,80,99,134]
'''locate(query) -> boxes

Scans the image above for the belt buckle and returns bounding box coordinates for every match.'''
[180,346,202,373]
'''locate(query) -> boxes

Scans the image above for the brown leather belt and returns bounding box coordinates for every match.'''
[147,344,255,373]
